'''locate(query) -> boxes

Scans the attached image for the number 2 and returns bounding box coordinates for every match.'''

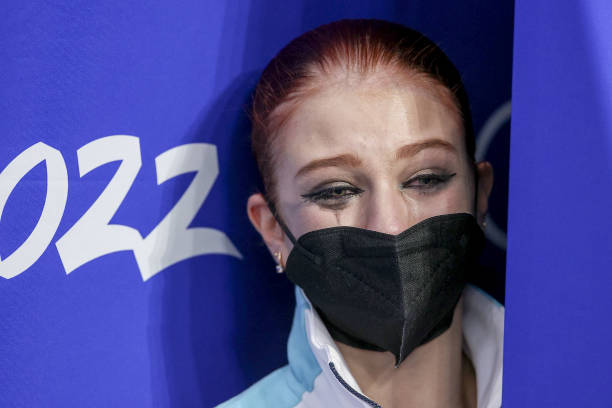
[134,143,242,281]
[55,136,143,273]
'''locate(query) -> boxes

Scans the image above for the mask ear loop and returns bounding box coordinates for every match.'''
[263,194,298,245]
[472,160,489,231]
[472,161,480,221]
[263,194,321,265]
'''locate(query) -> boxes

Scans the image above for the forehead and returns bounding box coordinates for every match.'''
[273,74,466,170]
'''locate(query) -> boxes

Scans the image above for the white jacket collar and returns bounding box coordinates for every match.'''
[295,284,504,408]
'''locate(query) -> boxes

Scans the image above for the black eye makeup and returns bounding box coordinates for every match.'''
[401,172,456,192]
[301,183,364,209]
[300,171,456,209]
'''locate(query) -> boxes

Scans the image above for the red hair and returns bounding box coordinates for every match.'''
[250,19,474,205]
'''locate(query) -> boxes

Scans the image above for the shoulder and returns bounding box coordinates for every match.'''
[217,286,325,408]
[216,365,308,408]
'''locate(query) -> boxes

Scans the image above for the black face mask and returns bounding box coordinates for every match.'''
[277,212,485,366]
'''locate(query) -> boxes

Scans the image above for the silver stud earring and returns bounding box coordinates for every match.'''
[274,251,284,273]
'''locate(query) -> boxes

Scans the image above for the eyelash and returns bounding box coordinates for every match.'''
[301,172,457,206]
[401,172,456,191]
[301,185,364,205]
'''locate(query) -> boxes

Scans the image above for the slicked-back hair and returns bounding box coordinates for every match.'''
[250,19,474,205]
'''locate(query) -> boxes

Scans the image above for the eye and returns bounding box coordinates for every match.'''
[402,172,456,192]
[301,183,363,206]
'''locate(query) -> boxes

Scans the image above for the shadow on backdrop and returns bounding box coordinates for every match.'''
[151,71,294,408]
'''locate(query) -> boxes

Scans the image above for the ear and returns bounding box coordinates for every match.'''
[246,193,287,263]
[475,161,494,226]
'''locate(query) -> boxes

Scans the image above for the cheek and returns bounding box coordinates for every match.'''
[395,176,476,226]
[416,179,475,216]
[290,205,358,235]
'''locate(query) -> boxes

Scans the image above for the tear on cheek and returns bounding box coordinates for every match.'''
[334,211,341,225]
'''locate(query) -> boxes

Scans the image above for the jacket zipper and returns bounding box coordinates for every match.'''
[328,362,383,408]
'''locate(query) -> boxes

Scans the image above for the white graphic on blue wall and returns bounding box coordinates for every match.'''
[0,136,242,280]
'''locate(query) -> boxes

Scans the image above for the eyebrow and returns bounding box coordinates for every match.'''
[395,139,457,160]
[295,154,363,178]
[295,139,457,179]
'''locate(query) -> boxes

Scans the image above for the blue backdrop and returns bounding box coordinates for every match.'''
[0,1,513,406]
[504,0,612,405]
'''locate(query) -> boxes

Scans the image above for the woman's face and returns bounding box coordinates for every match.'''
[248,72,492,258]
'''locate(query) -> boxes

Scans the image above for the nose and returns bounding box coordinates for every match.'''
[364,185,414,235]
